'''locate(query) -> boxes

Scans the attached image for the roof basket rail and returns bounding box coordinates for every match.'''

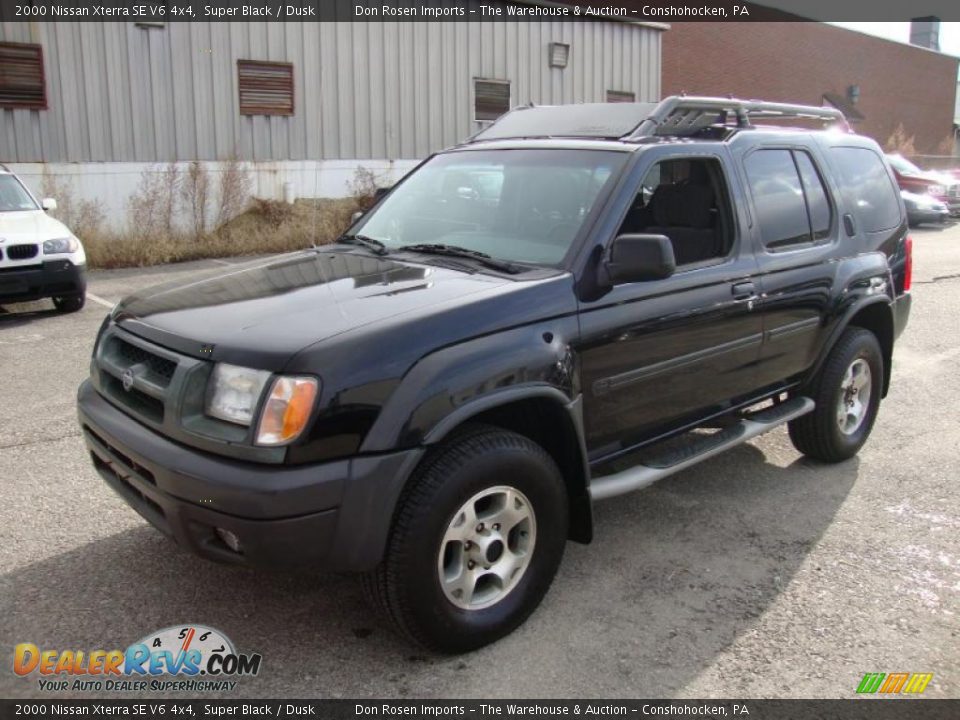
[629,95,851,139]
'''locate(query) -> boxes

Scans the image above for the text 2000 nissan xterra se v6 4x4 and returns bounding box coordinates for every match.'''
[79,97,911,652]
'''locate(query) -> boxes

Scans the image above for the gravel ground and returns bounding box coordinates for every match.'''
[1,227,958,700]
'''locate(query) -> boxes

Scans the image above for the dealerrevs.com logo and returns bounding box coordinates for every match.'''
[14,625,262,692]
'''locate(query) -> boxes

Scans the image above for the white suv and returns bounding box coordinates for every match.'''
[0,166,86,312]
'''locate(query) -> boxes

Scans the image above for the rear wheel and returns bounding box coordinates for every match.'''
[788,327,883,462]
[363,426,568,653]
[53,294,85,313]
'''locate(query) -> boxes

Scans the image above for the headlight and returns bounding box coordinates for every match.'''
[255,376,319,446]
[43,237,79,254]
[205,363,272,426]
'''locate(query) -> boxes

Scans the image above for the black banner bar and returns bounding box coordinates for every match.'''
[2,0,960,23]
[2,700,960,720]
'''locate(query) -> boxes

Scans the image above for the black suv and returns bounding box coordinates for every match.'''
[78,97,912,652]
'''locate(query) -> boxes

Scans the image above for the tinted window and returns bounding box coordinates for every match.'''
[794,151,831,240]
[830,147,901,232]
[744,150,810,248]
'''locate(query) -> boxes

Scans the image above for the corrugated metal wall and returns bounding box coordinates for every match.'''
[0,18,661,163]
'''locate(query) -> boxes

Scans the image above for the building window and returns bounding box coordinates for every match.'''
[0,42,46,110]
[237,60,294,116]
[606,90,635,104]
[474,79,511,122]
[548,43,570,69]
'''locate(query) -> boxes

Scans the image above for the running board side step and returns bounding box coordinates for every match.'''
[589,397,815,501]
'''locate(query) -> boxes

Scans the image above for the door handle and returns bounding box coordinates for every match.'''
[731,281,756,300]
[843,213,857,237]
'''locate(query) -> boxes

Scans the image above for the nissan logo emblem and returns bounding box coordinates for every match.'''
[121,368,135,392]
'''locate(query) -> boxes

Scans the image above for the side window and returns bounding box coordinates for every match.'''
[794,151,832,241]
[615,158,732,267]
[743,149,811,249]
[829,147,901,232]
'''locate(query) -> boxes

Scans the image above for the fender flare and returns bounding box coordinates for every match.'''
[403,384,595,545]
[804,295,895,396]
[423,384,580,444]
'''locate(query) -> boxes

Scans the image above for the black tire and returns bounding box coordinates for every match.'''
[53,294,85,313]
[788,327,883,463]
[363,426,568,653]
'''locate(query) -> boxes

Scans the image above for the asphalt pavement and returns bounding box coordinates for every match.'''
[1,227,958,699]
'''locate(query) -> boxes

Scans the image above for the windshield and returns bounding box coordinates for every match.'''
[353,149,627,265]
[0,174,39,212]
[887,154,922,176]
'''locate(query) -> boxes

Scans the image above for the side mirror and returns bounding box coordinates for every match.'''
[604,234,676,284]
[350,210,364,224]
[41,198,58,212]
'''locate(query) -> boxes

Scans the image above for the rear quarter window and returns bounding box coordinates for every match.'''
[828,147,901,232]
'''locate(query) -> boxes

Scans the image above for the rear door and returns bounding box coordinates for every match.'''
[576,146,764,462]
[737,144,840,387]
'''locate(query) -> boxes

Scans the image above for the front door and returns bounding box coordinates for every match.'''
[577,149,763,462]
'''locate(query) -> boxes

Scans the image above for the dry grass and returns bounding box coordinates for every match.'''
[83,198,358,269]
[77,163,381,269]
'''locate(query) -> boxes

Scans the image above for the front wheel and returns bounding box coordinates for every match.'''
[788,327,883,462]
[363,427,568,652]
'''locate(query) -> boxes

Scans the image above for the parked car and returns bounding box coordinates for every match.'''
[78,97,911,652]
[886,153,960,216]
[0,165,86,312]
[901,189,950,227]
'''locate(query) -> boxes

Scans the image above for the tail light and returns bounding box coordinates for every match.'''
[903,236,913,293]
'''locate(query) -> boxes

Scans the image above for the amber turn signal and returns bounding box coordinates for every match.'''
[255,376,319,446]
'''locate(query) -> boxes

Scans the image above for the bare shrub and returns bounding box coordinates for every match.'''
[39,169,107,240]
[181,161,211,239]
[347,165,382,212]
[215,156,252,228]
[885,124,916,157]
[128,164,180,238]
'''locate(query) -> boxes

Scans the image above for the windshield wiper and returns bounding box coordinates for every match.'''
[337,234,390,256]
[396,244,523,274]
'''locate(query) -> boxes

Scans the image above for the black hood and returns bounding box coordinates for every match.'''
[113,249,524,369]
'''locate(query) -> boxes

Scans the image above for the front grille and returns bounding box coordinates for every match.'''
[108,336,177,384]
[102,373,165,422]
[96,329,187,426]
[6,244,39,260]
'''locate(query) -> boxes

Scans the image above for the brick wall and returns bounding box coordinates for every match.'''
[662,22,959,154]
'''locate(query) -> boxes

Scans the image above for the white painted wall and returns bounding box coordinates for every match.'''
[8,159,420,231]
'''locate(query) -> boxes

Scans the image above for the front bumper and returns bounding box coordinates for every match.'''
[0,259,86,302]
[77,380,423,571]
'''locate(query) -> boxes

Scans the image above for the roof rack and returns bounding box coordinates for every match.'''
[629,95,850,139]
[465,95,851,145]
